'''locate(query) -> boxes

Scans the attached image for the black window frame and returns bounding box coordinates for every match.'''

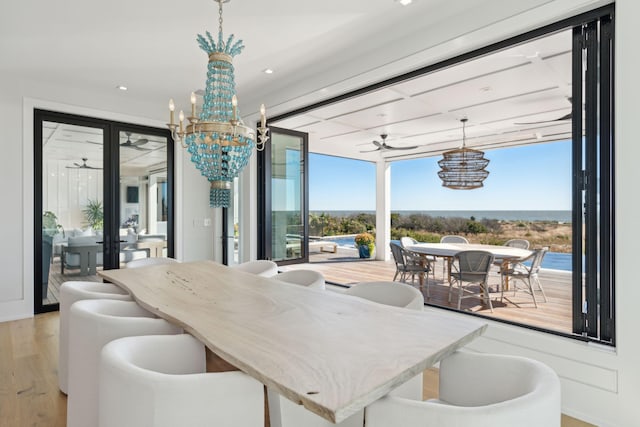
[265,5,615,345]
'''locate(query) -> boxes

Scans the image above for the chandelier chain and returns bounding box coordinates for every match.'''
[218,0,224,35]
[461,117,468,148]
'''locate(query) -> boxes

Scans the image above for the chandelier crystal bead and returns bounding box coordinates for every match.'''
[167,0,269,208]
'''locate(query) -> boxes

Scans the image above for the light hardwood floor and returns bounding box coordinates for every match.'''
[0,312,594,426]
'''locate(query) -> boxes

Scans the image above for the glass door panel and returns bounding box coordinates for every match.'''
[267,127,308,264]
[118,130,170,264]
[38,118,106,312]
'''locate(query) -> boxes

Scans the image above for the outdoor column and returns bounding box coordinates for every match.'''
[375,159,390,261]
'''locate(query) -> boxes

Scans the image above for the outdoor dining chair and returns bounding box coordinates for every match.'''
[504,239,530,249]
[500,247,548,307]
[400,236,435,282]
[449,250,495,312]
[390,242,431,295]
[438,235,469,277]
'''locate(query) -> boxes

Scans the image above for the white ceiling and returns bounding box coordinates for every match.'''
[3,0,604,163]
[42,122,168,175]
[272,29,574,162]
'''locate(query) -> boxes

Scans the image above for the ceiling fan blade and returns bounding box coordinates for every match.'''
[372,140,383,148]
[131,138,149,146]
[386,145,419,150]
[359,147,382,153]
[515,112,572,125]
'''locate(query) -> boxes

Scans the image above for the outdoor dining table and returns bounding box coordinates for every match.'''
[407,242,533,288]
[99,260,487,424]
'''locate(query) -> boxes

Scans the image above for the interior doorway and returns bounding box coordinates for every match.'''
[34,110,174,313]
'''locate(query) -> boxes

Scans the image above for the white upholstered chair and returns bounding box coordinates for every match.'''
[125,257,179,268]
[58,281,131,394]
[274,269,325,290]
[343,281,424,399]
[343,281,424,311]
[365,351,561,427]
[99,334,264,427]
[230,259,279,277]
[66,299,182,427]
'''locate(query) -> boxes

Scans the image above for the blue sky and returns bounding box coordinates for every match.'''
[309,140,572,211]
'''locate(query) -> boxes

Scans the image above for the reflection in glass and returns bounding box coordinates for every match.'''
[271,133,304,262]
[41,121,104,307]
[119,131,169,264]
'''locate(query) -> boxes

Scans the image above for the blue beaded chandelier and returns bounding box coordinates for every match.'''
[168,0,269,207]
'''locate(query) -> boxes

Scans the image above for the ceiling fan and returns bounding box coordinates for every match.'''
[66,157,102,170]
[360,134,419,153]
[514,97,573,125]
[121,132,150,150]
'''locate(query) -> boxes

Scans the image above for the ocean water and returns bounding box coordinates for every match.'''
[322,236,574,272]
[310,210,572,223]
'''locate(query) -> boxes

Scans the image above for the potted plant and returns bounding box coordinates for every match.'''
[355,232,375,259]
[42,211,64,298]
[83,199,104,230]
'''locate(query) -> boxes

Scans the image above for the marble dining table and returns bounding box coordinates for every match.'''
[99,260,487,423]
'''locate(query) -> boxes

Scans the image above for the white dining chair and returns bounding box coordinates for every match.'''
[268,395,363,427]
[99,334,264,427]
[58,281,131,394]
[66,299,182,427]
[365,351,561,427]
[230,259,279,277]
[343,281,424,399]
[343,281,424,311]
[125,257,179,268]
[274,269,325,289]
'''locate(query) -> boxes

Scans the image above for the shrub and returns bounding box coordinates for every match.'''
[354,232,375,246]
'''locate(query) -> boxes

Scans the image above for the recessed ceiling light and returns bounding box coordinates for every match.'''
[263,68,274,74]
[116,85,128,91]
[397,0,412,5]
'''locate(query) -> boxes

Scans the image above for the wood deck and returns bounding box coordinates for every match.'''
[282,247,574,335]
[43,259,104,305]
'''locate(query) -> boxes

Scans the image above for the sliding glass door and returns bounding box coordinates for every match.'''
[34,110,173,313]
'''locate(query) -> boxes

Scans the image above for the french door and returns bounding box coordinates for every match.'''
[34,110,174,313]
[257,127,309,265]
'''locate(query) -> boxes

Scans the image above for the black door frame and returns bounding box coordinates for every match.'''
[257,126,309,265]
[33,109,174,313]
